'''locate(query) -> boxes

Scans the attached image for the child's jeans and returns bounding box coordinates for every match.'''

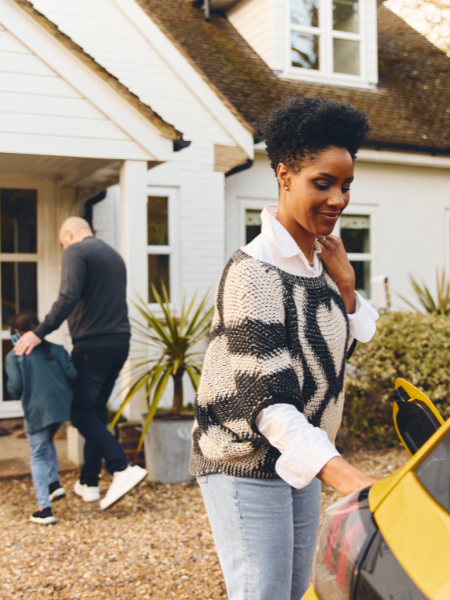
[27,423,62,510]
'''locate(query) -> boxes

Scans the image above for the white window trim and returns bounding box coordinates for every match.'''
[239,198,277,247]
[284,0,369,88]
[336,203,377,301]
[147,186,180,313]
[0,175,51,419]
[444,209,450,277]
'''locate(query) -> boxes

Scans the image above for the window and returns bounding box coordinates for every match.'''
[245,209,263,244]
[340,214,371,299]
[147,196,170,304]
[289,0,362,80]
[239,200,271,248]
[0,188,38,400]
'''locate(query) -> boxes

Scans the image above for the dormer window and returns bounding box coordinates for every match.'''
[289,0,367,85]
[226,0,377,89]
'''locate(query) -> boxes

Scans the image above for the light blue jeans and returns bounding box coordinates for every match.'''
[198,474,321,600]
[27,423,61,510]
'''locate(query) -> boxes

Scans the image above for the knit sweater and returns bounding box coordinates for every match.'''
[189,249,349,479]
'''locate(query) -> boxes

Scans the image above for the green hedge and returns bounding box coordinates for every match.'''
[345,311,450,445]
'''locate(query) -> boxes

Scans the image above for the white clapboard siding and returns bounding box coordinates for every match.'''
[0,132,149,159]
[0,71,82,96]
[30,0,240,148]
[0,22,151,160]
[0,92,106,118]
[1,52,58,76]
[26,0,249,321]
[0,113,130,140]
[0,28,31,53]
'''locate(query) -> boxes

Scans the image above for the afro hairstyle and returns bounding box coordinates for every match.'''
[262,96,370,175]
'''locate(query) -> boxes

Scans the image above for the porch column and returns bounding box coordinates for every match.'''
[119,160,148,421]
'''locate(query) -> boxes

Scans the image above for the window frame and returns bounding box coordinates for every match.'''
[336,204,376,302]
[285,0,367,87]
[0,176,48,419]
[146,186,180,312]
[239,198,277,247]
[444,209,450,277]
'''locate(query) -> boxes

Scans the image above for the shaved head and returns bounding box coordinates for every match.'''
[60,216,91,235]
[59,217,93,249]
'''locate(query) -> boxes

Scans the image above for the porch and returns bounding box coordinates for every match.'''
[0,156,153,420]
[0,0,181,419]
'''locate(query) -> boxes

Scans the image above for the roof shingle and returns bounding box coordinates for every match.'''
[136,0,450,153]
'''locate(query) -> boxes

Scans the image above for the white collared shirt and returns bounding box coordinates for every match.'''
[243,205,379,489]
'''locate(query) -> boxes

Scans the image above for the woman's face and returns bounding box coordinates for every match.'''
[277,146,354,237]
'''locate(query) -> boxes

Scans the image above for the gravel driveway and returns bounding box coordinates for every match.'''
[0,448,408,600]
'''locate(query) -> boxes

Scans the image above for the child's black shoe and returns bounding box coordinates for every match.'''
[49,480,66,502]
[30,507,56,525]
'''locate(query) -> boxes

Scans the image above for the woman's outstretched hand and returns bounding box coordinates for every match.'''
[319,235,356,314]
[14,331,42,356]
[317,456,377,497]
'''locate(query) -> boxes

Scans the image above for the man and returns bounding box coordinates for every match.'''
[15,217,147,510]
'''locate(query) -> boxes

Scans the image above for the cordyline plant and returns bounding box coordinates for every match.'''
[109,283,213,449]
[397,268,450,316]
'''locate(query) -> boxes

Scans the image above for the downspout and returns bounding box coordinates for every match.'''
[191,0,211,21]
[83,190,106,233]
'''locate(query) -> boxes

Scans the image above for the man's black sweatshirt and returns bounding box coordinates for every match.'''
[34,237,130,350]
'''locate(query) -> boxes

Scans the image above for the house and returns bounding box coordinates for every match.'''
[1,0,450,420]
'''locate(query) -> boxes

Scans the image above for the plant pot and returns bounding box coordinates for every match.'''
[142,414,194,484]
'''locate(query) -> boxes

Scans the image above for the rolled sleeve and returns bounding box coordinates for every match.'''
[347,292,379,344]
[256,403,340,489]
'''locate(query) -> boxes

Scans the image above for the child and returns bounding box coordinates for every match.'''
[5,311,77,525]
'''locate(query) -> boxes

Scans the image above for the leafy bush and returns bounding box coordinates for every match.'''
[345,311,450,445]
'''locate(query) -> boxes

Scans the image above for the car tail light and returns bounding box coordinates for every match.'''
[313,488,376,600]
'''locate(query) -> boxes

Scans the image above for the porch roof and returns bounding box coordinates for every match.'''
[137,0,450,154]
[12,0,181,141]
[1,0,185,197]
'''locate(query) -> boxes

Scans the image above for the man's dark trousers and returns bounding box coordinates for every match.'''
[70,346,129,486]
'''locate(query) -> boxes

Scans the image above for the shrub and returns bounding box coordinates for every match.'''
[345,311,450,445]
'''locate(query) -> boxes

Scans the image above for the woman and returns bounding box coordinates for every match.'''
[190,97,379,600]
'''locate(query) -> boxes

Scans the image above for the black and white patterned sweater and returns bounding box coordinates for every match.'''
[189,249,349,479]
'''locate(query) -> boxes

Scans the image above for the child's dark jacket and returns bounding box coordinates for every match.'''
[6,343,77,434]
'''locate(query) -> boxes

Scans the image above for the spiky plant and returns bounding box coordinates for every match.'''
[397,268,450,316]
[110,284,213,448]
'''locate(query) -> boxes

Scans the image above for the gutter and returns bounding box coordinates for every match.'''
[363,140,450,157]
[225,133,262,176]
[225,159,253,177]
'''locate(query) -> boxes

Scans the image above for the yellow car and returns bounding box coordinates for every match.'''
[303,378,450,600]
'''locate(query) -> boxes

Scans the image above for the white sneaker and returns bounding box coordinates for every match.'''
[74,480,100,502]
[100,464,147,510]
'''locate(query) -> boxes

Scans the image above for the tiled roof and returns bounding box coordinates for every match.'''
[136,0,450,153]
[14,0,182,140]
